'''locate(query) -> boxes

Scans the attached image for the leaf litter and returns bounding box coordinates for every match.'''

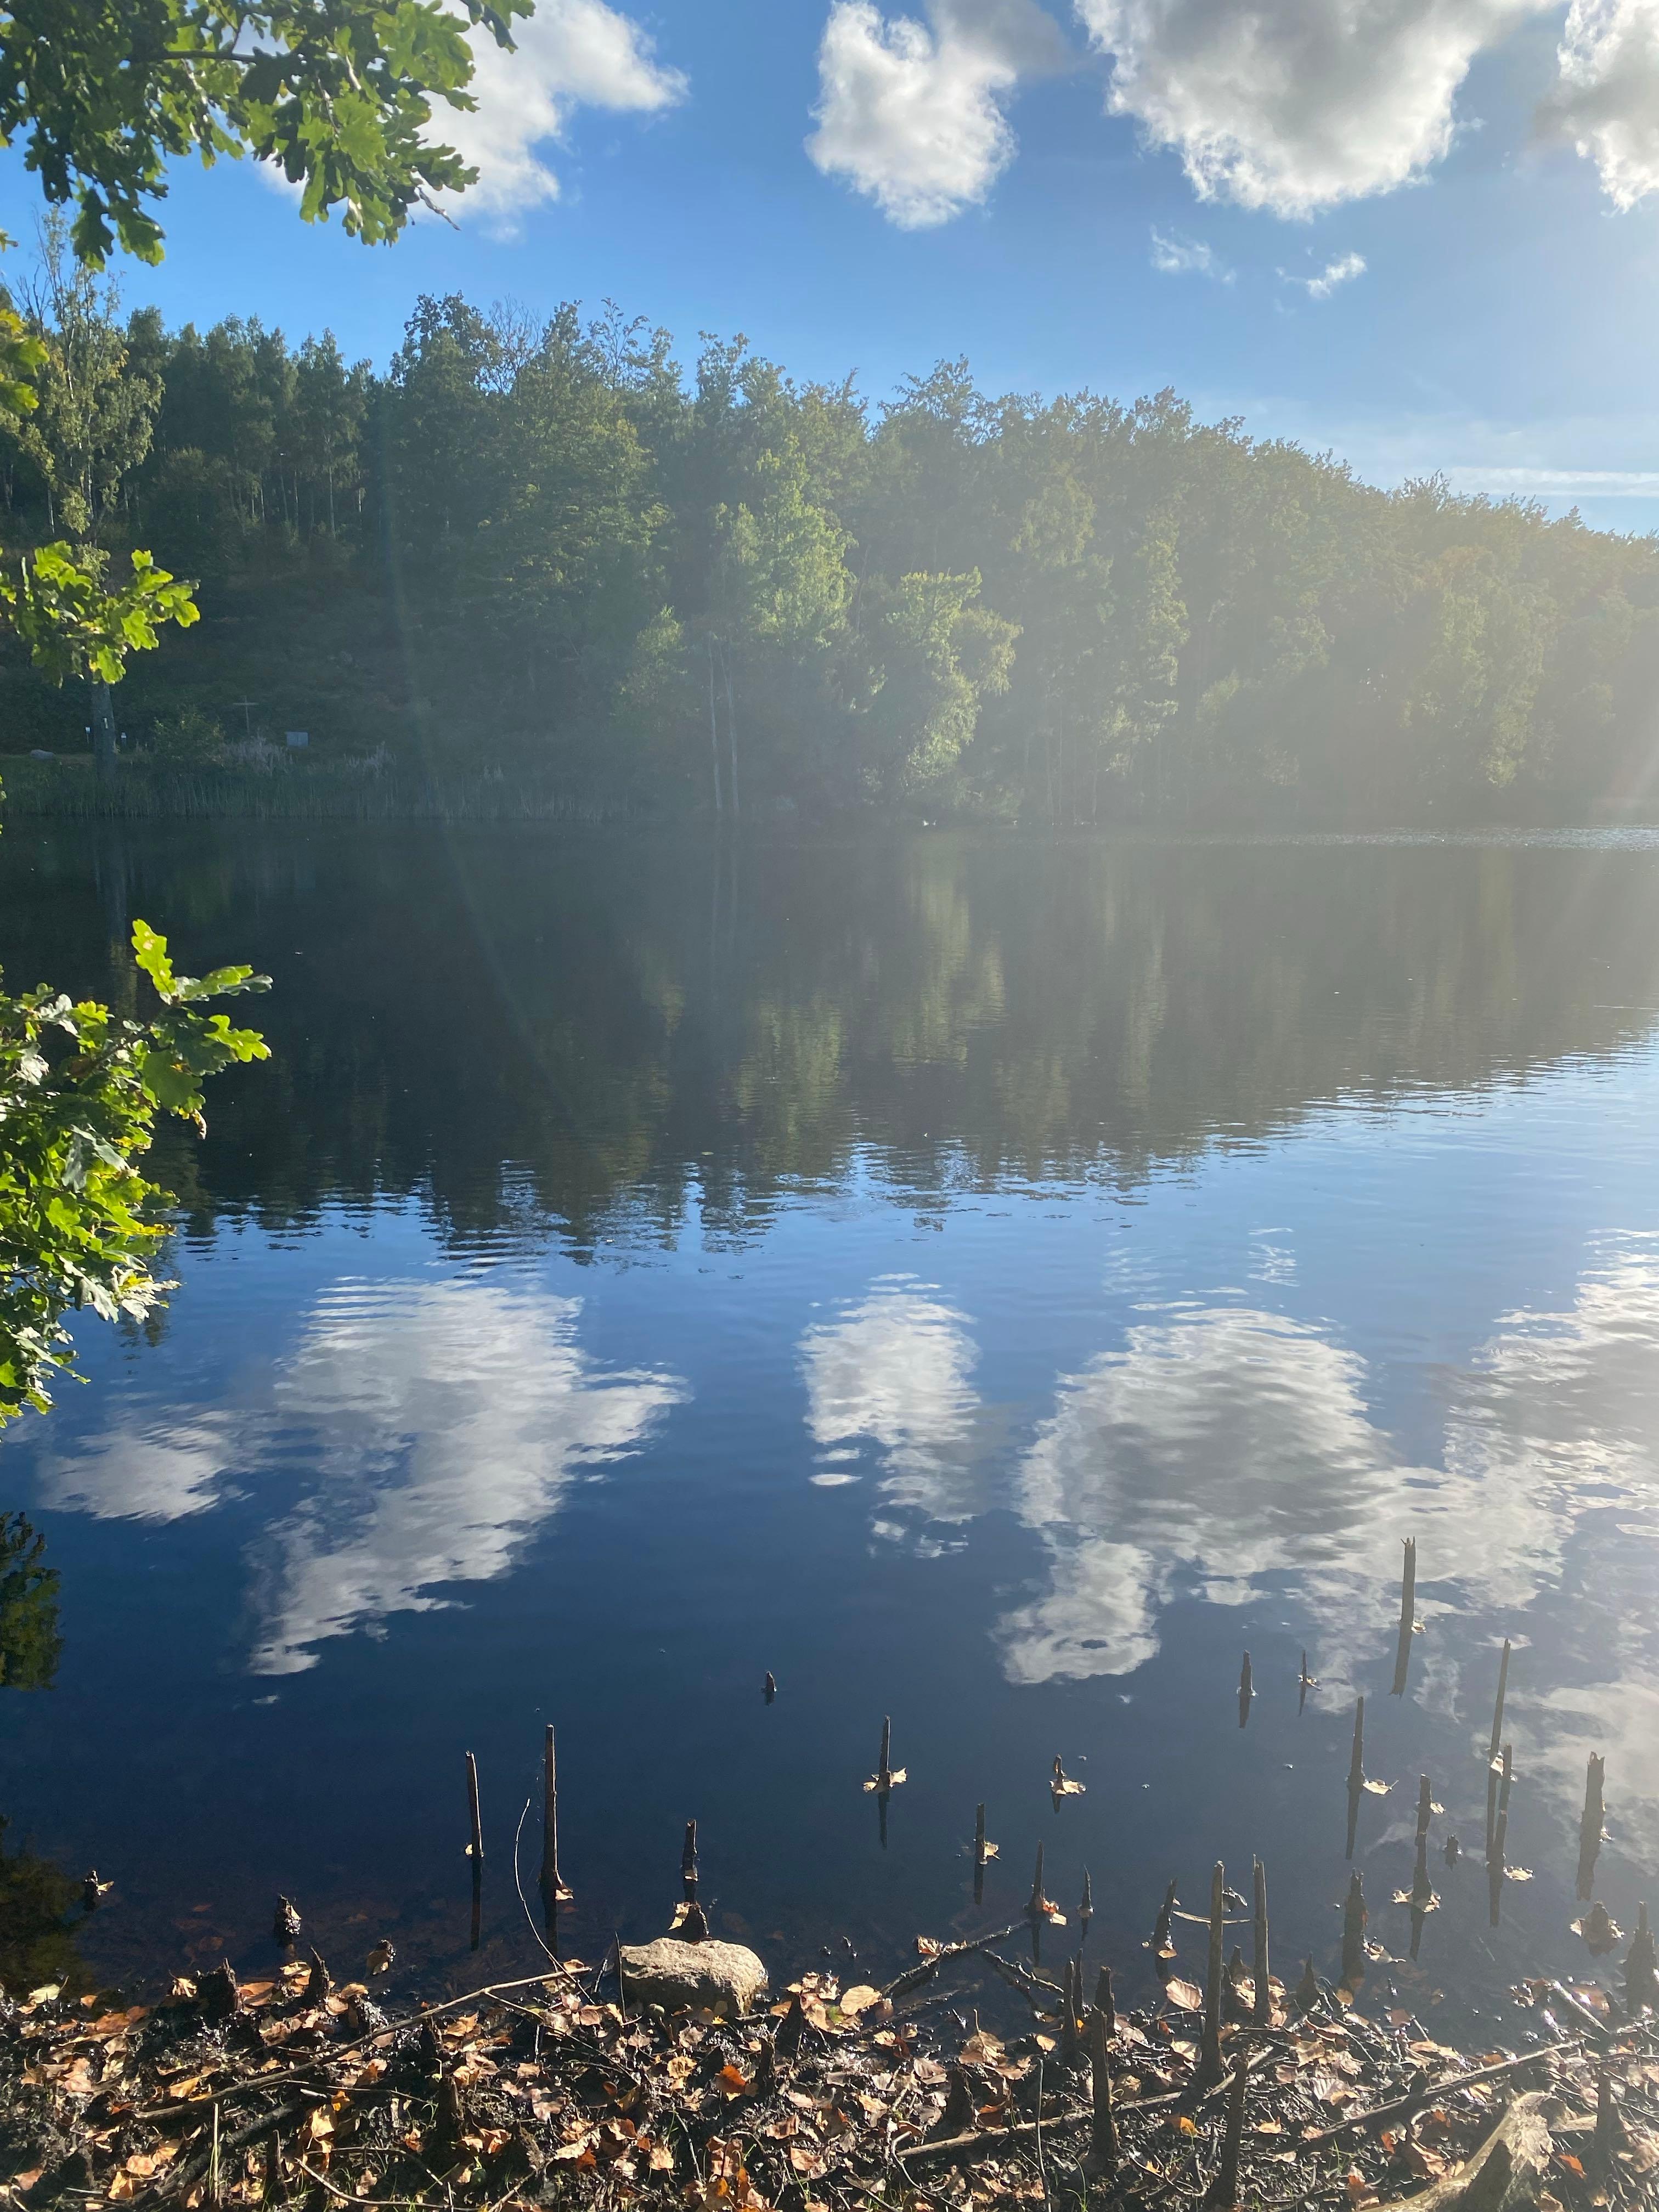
[3,1933,1659,2212]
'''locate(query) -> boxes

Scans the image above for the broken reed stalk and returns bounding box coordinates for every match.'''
[1409,1778,1435,1962]
[1346,1697,1365,1861]
[1299,1651,1312,1716]
[1152,1878,1177,1957]
[1578,1753,1606,1902]
[1625,1903,1659,2013]
[1205,2053,1248,2209]
[1486,1639,1511,1858]
[1080,1868,1093,1929]
[1094,1963,1115,2038]
[877,1716,893,1793]
[974,1802,988,1868]
[1059,1959,1080,2063]
[1391,1536,1417,1697]
[1251,1858,1271,2026]
[682,1819,699,1900]
[465,1751,484,1869]
[1341,1872,1367,1990]
[1593,2068,1616,2185]
[1489,1742,1514,1927]
[1198,1861,1226,2088]
[1028,1841,1047,1920]
[1238,1651,1252,1728]
[1085,2002,1117,2178]
[539,1725,569,1908]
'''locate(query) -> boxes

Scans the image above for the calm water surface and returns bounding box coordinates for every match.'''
[3,824,1659,2033]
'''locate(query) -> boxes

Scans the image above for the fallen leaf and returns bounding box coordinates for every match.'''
[838,1985,879,2017]
[1162,1978,1203,2011]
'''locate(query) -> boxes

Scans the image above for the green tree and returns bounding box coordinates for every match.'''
[0,922,269,1424]
[0,0,535,269]
[0,1513,60,1688]
[4,214,167,768]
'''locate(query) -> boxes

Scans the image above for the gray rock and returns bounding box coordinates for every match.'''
[617,1937,769,2018]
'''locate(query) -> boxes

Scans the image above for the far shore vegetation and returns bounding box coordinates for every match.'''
[5,242,1658,831]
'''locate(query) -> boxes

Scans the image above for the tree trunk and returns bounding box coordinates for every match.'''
[724,652,740,822]
[90,678,118,784]
[707,638,723,817]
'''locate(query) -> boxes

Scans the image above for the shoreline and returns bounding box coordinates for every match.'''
[3,1901,1651,2212]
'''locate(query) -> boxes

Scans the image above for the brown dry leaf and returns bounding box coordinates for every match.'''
[838,1985,880,2017]
[108,2174,136,2201]
[718,2065,752,2096]
[1162,1978,1203,2011]
[1051,1779,1086,1798]
[961,2030,1003,2063]
[58,2059,94,2097]
[1255,2122,1283,2137]
[308,2109,334,2143]
[1362,1779,1391,1797]
[1174,2117,1197,2137]
[1556,2154,1585,2178]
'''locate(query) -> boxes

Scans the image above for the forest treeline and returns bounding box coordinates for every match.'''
[3,242,1657,824]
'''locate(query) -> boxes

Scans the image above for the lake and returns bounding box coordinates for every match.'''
[3,822,1658,2034]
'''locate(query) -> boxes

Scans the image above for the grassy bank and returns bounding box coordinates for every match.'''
[0,757,637,825]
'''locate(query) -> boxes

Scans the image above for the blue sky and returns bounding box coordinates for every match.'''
[12,0,1659,526]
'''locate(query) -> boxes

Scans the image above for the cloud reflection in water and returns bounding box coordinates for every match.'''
[36,1277,686,1676]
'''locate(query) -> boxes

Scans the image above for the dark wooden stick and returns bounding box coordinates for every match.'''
[1298,2038,1580,2147]
[1390,1536,1417,1697]
[539,1725,570,1906]
[1251,1858,1270,2026]
[681,1818,698,1899]
[1084,2003,1117,2177]
[1198,1861,1225,2087]
[1346,1697,1365,1860]
[1340,1872,1366,1990]
[1489,1742,1513,1927]
[1028,1841,1047,1920]
[465,1751,484,1869]
[1205,2054,1248,2208]
[1486,1639,1511,1858]
[1238,1651,1252,1728]
[1578,1753,1606,1903]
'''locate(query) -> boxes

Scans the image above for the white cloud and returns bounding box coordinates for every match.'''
[799,1276,989,1515]
[36,1277,685,1674]
[1149,225,1232,276]
[428,0,686,229]
[1299,248,1368,296]
[997,1243,1659,1699]
[1076,0,1539,215]
[249,1279,685,1672]
[1545,0,1659,208]
[808,0,1063,227]
[37,1411,242,1523]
